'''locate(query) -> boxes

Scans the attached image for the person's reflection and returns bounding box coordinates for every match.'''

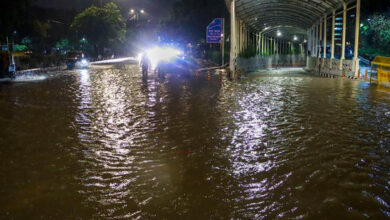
[141,76,148,95]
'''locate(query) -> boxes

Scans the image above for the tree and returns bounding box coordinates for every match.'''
[71,2,126,56]
[360,14,390,58]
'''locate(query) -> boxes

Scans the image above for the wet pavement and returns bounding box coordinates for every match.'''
[0,65,390,219]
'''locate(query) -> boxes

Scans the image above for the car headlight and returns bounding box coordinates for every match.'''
[81,59,88,66]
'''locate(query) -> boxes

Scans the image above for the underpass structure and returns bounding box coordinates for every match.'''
[226,0,361,78]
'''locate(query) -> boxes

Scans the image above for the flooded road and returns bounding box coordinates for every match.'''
[1,65,390,219]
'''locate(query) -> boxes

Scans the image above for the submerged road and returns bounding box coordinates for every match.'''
[0,64,390,218]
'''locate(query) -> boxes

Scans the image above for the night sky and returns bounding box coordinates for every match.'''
[34,0,177,19]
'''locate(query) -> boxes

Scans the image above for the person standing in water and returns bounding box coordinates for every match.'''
[140,53,150,78]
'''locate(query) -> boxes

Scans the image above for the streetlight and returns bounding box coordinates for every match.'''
[129,9,146,20]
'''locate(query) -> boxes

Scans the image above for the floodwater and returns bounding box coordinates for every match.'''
[0,65,389,219]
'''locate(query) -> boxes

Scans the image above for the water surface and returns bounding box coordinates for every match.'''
[0,66,389,219]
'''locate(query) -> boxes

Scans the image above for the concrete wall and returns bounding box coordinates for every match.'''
[236,54,306,73]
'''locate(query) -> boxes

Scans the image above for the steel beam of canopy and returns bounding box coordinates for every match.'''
[236,0,333,14]
[251,16,313,28]
[235,0,335,19]
[247,11,315,27]
[238,5,323,21]
[232,0,351,36]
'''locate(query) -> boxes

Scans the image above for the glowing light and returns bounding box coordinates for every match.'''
[294,36,298,41]
[304,39,307,43]
[140,9,145,14]
[81,59,88,65]
[130,9,134,14]
[277,31,282,37]
[92,57,136,64]
[146,46,183,69]
[137,53,143,62]
[80,59,89,68]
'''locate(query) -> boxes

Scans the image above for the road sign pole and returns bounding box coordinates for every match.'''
[207,18,224,65]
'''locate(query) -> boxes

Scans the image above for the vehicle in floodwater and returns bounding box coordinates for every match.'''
[66,51,89,69]
[0,51,16,79]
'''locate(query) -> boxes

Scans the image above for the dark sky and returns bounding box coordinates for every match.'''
[34,0,177,19]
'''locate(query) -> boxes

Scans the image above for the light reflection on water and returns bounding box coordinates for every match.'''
[0,66,389,219]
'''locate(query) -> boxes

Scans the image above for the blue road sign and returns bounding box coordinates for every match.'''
[207,18,223,43]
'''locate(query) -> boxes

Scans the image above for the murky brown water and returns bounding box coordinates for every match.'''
[0,65,390,219]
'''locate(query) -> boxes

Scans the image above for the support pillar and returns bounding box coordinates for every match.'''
[274,38,277,55]
[245,27,248,49]
[314,25,317,57]
[261,34,264,55]
[288,42,290,54]
[229,0,237,74]
[340,2,347,70]
[242,24,245,51]
[313,26,316,57]
[238,21,241,53]
[268,37,270,55]
[331,9,335,68]
[323,14,327,62]
[319,18,323,58]
[317,22,320,57]
[353,0,361,76]
[308,29,311,56]
[240,21,244,53]
[242,23,244,52]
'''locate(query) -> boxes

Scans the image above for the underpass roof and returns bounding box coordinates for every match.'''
[226,0,356,41]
